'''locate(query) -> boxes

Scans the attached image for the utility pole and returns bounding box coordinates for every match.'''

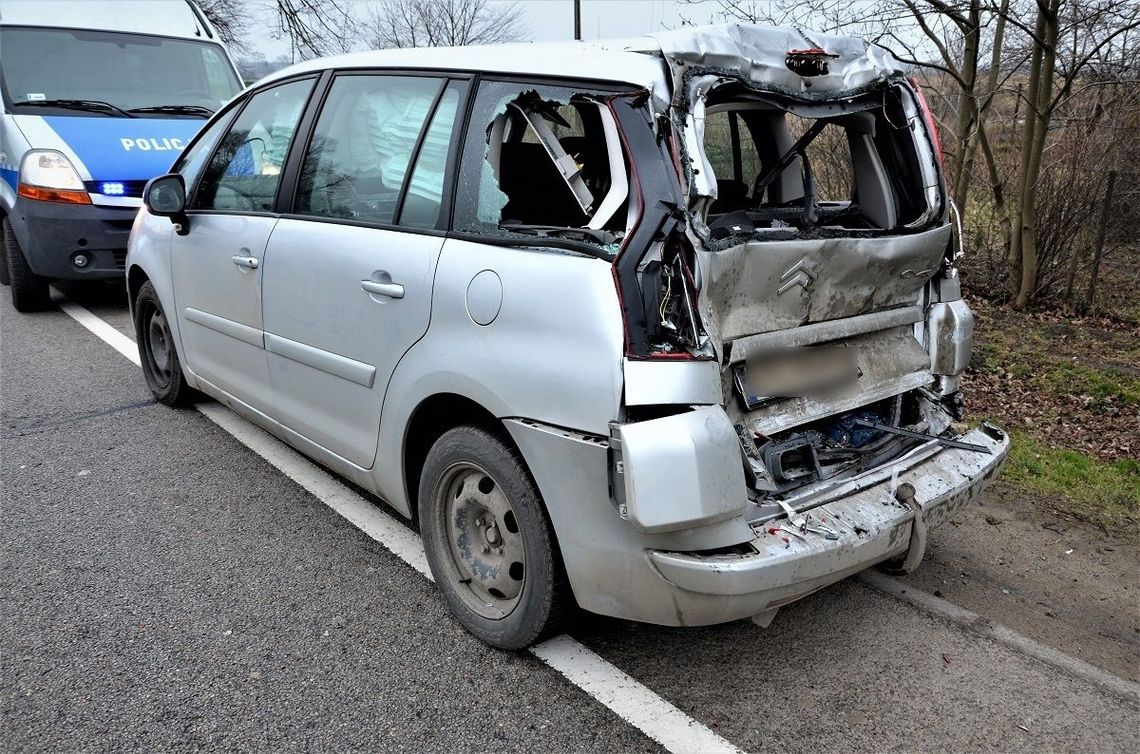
[574,0,581,40]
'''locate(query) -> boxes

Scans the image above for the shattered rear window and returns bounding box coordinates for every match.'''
[698,83,941,241]
[453,80,633,255]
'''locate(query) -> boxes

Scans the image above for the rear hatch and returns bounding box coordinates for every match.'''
[626,26,976,521]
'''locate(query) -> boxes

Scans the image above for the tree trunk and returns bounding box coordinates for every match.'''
[950,2,981,200]
[954,0,1009,215]
[1014,0,1061,310]
[1083,170,1116,312]
[1008,7,1049,299]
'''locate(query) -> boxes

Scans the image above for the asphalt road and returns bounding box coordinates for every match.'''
[2,282,1137,753]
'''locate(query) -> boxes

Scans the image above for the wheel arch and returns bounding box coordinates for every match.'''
[126,263,150,314]
[401,392,513,525]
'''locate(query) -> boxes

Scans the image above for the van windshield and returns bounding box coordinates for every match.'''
[0,27,241,116]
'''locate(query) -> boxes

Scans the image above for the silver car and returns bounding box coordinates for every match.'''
[127,25,1009,648]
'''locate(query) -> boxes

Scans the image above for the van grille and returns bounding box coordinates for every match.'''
[84,180,148,198]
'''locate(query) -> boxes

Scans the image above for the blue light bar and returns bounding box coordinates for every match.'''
[101,182,125,196]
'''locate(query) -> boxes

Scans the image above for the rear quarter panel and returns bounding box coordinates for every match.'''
[372,238,626,516]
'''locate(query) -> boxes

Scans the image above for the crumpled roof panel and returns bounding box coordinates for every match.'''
[646,24,906,98]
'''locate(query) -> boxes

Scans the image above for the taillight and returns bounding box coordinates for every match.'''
[910,78,945,172]
[641,229,709,361]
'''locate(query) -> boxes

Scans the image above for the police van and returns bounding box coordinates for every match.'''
[0,0,243,311]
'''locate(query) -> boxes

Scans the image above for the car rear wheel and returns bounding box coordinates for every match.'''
[419,425,570,649]
[134,280,195,407]
[3,218,50,311]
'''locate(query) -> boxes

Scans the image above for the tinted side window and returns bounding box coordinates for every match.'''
[193,78,314,212]
[295,74,443,225]
[399,81,465,230]
[174,108,236,195]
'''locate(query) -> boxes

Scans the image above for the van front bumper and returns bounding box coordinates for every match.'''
[645,425,1009,624]
[11,197,138,280]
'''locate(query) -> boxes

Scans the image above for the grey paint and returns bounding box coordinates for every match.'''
[183,307,264,348]
[465,269,503,326]
[170,214,277,413]
[697,225,951,347]
[927,300,974,376]
[618,406,747,534]
[261,219,443,470]
[622,358,721,406]
[264,332,377,389]
[729,305,923,362]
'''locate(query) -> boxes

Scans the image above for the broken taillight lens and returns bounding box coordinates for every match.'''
[910,79,945,172]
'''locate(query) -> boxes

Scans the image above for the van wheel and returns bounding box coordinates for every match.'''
[419,426,570,649]
[4,218,50,311]
[0,217,11,286]
[133,281,195,407]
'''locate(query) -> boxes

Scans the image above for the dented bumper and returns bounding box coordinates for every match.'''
[644,425,1009,623]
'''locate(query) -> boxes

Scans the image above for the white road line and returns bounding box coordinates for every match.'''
[50,287,140,366]
[52,291,744,754]
[860,571,1140,701]
[532,635,743,754]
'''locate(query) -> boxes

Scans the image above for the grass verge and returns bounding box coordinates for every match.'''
[1001,430,1139,533]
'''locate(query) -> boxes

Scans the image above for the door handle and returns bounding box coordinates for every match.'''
[232,254,259,270]
[361,279,404,299]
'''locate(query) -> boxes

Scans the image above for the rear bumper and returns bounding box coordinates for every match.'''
[645,425,1009,623]
[9,197,137,280]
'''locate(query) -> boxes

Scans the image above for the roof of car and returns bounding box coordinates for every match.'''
[259,36,671,91]
[0,0,219,42]
[257,23,902,109]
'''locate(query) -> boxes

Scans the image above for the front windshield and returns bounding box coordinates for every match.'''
[0,27,241,115]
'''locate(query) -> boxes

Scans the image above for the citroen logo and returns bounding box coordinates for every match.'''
[778,259,815,295]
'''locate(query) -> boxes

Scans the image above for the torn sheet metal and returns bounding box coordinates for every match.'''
[647,24,906,104]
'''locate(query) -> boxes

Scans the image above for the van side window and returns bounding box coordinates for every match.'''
[399,81,466,230]
[193,78,314,213]
[295,75,444,226]
[453,80,632,252]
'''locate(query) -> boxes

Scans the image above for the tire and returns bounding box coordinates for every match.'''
[4,218,50,311]
[0,217,11,287]
[133,280,196,407]
[418,425,570,649]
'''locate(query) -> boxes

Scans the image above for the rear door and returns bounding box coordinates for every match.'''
[261,74,467,468]
[171,77,316,412]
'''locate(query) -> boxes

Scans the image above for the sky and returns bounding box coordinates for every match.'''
[244,0,747,60]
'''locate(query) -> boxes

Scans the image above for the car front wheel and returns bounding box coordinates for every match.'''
[419,425,570,649]
[134,280,195,406]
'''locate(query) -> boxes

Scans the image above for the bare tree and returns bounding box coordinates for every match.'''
[361,0,527,49]
[268,0,357,60]
[197,0,252,52]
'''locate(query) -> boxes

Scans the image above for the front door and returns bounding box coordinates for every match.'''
[171,77,315,412]
[261,75,465,467]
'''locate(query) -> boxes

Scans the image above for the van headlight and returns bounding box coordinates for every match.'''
[18,150,91,204]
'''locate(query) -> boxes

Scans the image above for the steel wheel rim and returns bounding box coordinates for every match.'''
[438,462,526,620]
[145,305,172,388]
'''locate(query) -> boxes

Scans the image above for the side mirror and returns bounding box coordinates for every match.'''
[143,174,188,234]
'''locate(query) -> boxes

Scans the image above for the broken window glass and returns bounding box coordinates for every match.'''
[700,84,937,239]
[453,80,631,252]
